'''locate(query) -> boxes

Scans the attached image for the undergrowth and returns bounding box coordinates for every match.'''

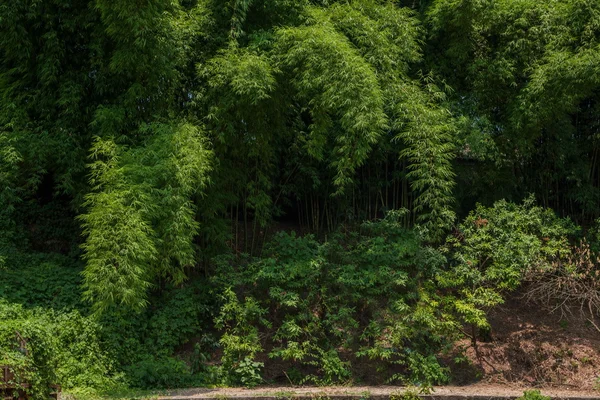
[0,199,595,395]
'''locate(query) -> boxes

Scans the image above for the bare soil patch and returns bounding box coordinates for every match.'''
[456,293,600,390]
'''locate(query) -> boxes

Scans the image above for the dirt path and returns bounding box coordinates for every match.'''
[160,384,600,400]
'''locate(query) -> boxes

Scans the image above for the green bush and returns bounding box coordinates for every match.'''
[99,281,214,365]
[0,257,216,392]
[0,200,584,392]
[213,201,581,387]
[125,355,201,389]
[214,287,267,386]
[214,211,454,386]
[0,300,124,400]
[0,252,83,310]
[444,196,577,292]
[439,197,578,332]
[517,390,551,400]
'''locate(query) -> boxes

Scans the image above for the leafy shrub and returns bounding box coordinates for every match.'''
[517,390,551,400]
[0,257,216,391]
[214,211,455,386]
[234,357,264,388]
[212,201,582,387]
[214,288,267,386]
[96,280,216,387]
[390,389,421,400]
[0,252,83,310]
[125,355,201,389]
[440,197,578,333]
[444,197,576,291]
[145,283,214,355]
[0,300,124,400]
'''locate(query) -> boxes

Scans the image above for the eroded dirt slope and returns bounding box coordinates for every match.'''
[457,294,600,390]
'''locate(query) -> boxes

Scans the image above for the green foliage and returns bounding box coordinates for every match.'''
[1,0,463,314]
[234,357,264,388]
[80,137,157,313]
[320,0,457,236]
[517,390,551,400]
[125,355,200,390]
[440,197,578,329]
[0,255,216,391]
[3,0,600,393]
[95,281,215,389]
[214,288,266,386]
[427,0,600,221]
[0,131,21,247]
[391,390,420,400]
[396,79,457,241]
[197,0,458,247]
[444,196,576,290]
[214,212,455,386]
[80,123,213,313]
[0,253,82,310]
[0,301,124,399]
[274,8,388,188]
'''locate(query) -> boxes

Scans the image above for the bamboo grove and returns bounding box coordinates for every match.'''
[1,0,600,394]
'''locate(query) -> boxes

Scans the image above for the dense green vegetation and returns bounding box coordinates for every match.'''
[1,0,600,397]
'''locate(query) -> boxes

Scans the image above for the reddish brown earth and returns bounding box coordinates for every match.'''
[456,294,600,390]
